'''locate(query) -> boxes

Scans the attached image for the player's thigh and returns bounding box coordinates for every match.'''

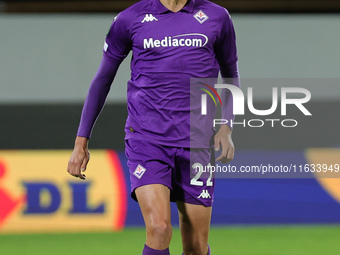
[177,201,212,253]
[135,184,172,229]
[136,184,172,249]
[177,201,212,236]
[174,147,214,254]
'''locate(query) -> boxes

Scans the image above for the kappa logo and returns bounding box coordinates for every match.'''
[194,10,209,24]
[141,14,158,23]
[198,190,211,199]
[133,164,146,179]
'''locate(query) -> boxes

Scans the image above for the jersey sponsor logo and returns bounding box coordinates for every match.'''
[198,190,211,199]
[133,164,146,179]
[194,10,209,24]
[143,33,208,49]
[141,14,158,23]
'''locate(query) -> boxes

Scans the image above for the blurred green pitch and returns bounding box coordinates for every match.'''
[1,225,340,255]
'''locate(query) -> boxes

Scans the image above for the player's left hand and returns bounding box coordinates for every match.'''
[214,125,235,163]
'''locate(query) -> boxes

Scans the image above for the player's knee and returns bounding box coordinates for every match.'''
[148,220,172,241]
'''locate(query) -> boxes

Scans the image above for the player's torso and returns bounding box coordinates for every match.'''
[123,1,223,146]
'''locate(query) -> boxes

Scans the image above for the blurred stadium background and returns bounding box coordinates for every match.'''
[1,0,340,254]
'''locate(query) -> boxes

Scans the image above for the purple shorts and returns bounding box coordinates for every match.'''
[125,139,215,207]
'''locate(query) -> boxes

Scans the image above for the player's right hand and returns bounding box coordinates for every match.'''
[67,136,90,180]
[214,124,235,164]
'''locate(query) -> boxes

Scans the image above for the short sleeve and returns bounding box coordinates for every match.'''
[214,9,239,78]
[103,12,132,62]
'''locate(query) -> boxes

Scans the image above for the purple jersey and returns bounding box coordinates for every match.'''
[77,0,239,147]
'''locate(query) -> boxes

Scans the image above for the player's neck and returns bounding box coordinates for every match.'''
[159,0,188,12]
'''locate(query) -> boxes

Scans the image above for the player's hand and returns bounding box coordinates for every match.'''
[67,136,90,180]
[214,125,235,164]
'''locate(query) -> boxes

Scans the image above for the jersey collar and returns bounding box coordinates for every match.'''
[153,0,195,14]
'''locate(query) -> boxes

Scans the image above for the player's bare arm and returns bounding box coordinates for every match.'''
[67,136,90,180]
[214,124,235,163]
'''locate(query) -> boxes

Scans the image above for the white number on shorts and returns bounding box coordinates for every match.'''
[191,163,213,187]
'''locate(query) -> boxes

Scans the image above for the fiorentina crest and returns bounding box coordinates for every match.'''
[194,10,209,24]
[133,164,146,179]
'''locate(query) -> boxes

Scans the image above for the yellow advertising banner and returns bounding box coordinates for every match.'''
[0,150,127,233]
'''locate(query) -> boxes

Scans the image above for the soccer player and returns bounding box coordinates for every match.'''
[67,0,239,254]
